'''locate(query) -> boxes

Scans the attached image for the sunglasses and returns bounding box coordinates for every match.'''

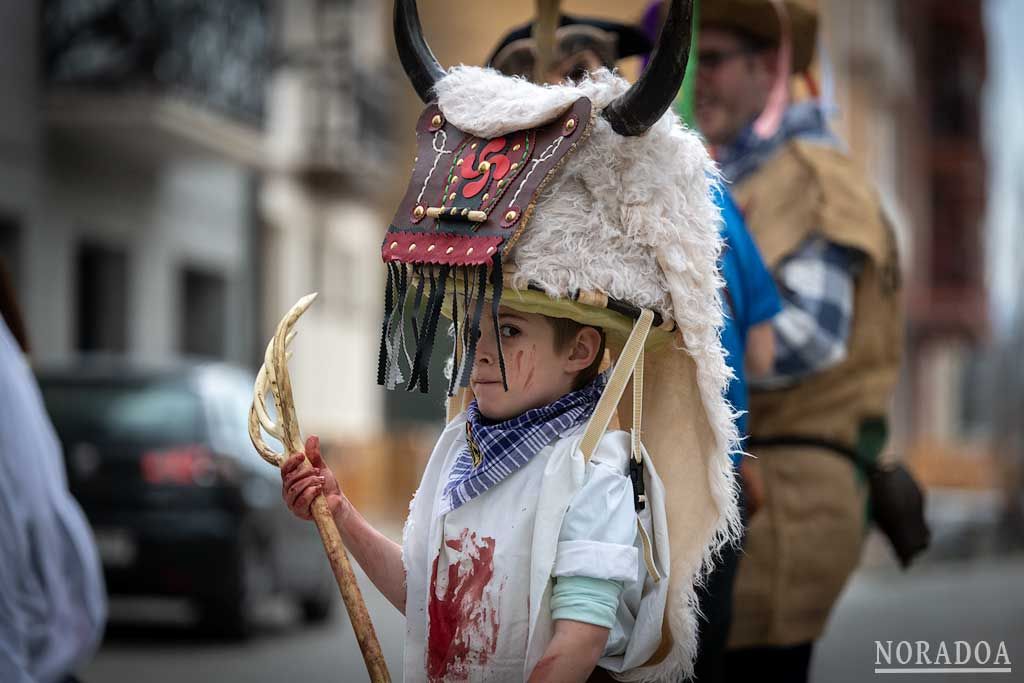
[697,48,755,71]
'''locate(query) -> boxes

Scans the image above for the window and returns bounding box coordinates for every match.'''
[77,242,128,352]
[181,266,227,359]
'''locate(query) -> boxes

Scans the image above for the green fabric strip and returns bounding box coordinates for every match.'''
[550,575,623,629]
[675,0,701,128]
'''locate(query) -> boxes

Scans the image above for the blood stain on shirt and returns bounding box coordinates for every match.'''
[427,529,500,681]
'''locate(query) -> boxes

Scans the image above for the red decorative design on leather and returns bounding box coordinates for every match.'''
[388,98,592,263]
[460,138,511,198]
[382,231,503,267]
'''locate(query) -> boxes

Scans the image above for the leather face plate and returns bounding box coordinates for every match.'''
[383,97,593,267]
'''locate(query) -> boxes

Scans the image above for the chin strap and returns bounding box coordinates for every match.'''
[579,310,653,459]
[579,309,662,583]
[631,342,646,507]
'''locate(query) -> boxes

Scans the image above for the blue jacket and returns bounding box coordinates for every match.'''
[714,184,782,462]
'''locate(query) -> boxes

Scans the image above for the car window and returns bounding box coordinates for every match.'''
[40,379,204,447]
[199,370,283,465]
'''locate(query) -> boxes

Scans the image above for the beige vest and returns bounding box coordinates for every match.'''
[731,139,903,449]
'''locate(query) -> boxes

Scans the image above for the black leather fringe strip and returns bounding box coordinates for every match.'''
[376,258,504,396]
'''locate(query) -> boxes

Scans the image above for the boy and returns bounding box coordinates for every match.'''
[271,1,740,680]
[283,306,638,681]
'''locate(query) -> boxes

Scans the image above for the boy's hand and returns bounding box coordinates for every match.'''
[281,435,348,520]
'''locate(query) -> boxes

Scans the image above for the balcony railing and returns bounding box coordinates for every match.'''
[43,0,270,127]
[275,1,397,183]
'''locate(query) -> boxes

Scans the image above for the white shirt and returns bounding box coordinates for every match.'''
[402,415,669,682]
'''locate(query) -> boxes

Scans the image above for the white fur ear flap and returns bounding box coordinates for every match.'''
[435,66,628,139]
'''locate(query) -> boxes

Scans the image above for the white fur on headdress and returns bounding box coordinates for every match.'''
[437,66,741,681]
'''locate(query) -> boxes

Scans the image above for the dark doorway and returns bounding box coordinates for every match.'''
[181,266,227,359]
[77,242,128,352]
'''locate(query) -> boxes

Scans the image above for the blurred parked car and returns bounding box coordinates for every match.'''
[37,357,336,637]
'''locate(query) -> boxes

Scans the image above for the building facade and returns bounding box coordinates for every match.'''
[0,0,395,446]
[2,0,267,368]
[260,0,396,439]
[822,0,990,475]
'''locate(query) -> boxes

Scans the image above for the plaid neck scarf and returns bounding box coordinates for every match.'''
[441,372,607,515]
[717,101,838,184]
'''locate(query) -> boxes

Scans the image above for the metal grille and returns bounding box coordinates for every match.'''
[44,0,270,125]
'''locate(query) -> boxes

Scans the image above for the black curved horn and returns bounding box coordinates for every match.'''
[394,0,446,102]
[603,0,693,136]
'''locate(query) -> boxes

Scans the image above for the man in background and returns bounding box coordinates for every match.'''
[695,1,903,680]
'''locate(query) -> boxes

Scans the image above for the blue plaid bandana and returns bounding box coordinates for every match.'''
[717,101,839,184]
[441,371,608,514]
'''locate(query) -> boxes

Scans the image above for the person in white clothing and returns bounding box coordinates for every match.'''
[278,1,740,680]
[285,307,642,681]
[0,261,107,683]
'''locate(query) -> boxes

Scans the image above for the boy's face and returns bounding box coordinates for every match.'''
[470,306,599,421]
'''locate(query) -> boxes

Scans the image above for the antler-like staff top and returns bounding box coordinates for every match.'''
[248,292,318,465]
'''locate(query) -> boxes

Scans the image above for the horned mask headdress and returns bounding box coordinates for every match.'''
[384,1,740,678]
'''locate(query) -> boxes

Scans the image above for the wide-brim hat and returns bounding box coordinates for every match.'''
[700,0,818,73]
[488,13,653,69]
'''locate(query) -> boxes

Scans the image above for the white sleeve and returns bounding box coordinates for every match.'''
[0,494,32,683]
[553,431,638,583]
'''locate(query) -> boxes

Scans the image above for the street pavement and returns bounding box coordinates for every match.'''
[813,550,1023,683]
[813,489,1023,683]
[82,563,407,683]
[81,494,1023,683]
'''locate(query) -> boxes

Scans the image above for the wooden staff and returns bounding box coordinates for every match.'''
[248,293,390,683]
[533,0,561,83]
